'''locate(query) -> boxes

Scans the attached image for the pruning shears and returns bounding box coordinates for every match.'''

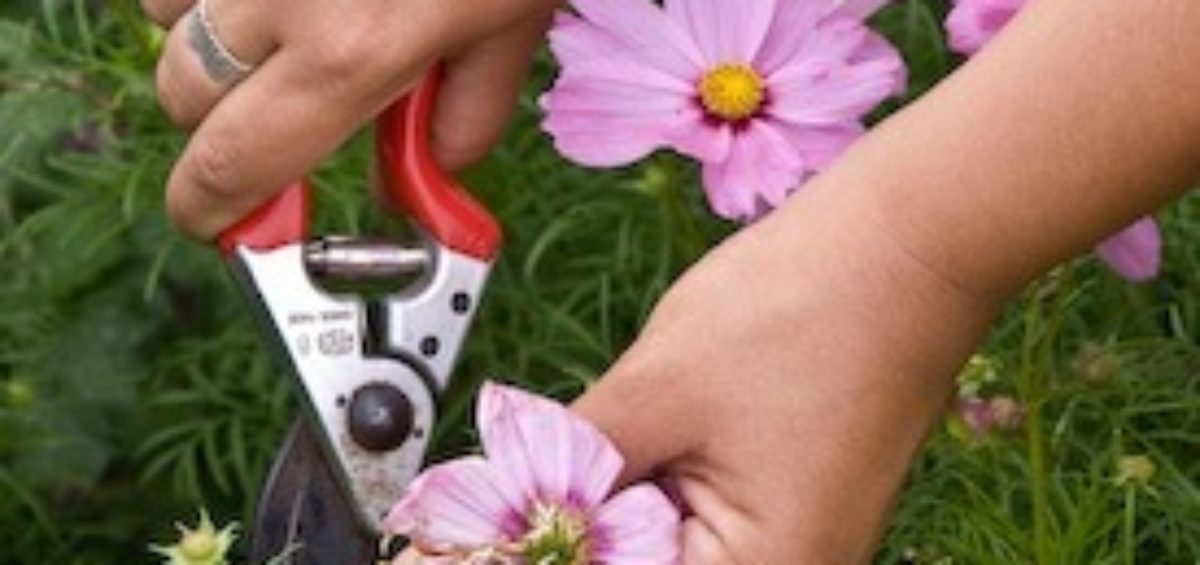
[217,71,501,563]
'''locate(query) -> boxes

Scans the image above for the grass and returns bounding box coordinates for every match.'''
[1,0,1198,563]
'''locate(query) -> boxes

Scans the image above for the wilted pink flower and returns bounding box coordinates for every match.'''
[386,382,680,563]
[1095,217,1162,282]
[956,395,1024,438]
[957,397,994,436]
[946,0,1162,281]
[987,395,1024,431]
[541,0,906,221]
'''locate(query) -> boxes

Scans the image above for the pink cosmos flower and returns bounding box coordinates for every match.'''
[385,382,680,563]
[946,0,1163,281]
[541,0,906,221]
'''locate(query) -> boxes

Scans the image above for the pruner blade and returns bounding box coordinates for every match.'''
[250,420,389,564]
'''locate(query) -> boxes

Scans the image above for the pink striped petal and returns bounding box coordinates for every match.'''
[543,9,701,167]
[775,122,864,172]
[666,109,735,163]
[770,60,900,126]
[540,78,691,167]
[754,1,823,74]
[854,30,909,95]
[384,457,524,552]
[665,0,778,64]
[548,11,622,63]
[1095,216,1162,282]
[590,484,682,564]
[568,0,706,81]
[945,0,1024,55]
[768,24,903,126]
[477,382,624,511]
[702,120,806,221]
[825,0,892,20]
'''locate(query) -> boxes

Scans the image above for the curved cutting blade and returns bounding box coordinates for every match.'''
[250,420,390,564]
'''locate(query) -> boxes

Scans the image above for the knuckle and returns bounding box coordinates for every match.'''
[311,31,385,83]
[185,138,243,202]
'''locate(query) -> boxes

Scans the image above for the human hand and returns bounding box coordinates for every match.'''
[143,0,555,238]
[572,183,999,563]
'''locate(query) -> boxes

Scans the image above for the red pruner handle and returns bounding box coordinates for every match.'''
[216,181,312,256]
[375,70,502,261]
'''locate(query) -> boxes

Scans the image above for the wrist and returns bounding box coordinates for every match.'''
[749,182,999,558]
[766,177,1001,377]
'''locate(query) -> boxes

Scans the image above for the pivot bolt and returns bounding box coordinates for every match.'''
[346,383,414,452]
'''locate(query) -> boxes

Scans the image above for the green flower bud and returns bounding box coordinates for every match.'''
[150,509,238,565]
[3,378,36,409]
[1115,455,1156,488]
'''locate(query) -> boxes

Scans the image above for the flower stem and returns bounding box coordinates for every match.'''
[1123,485,1137,565]
[1018,271,1073,564]
[659,162,707,263]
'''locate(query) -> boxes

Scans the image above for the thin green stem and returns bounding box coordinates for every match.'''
[1027,383,1051,564]
[1019,270,1077,565]
[1123,486,1137,565]
[1018,294,1051,564]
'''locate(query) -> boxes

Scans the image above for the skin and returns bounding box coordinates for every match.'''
[148,0,1200,561]
[143,0,557,237]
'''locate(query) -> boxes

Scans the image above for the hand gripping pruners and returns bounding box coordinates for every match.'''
[216,71,501,563]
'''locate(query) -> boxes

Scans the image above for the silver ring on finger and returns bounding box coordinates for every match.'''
[187,0,255,85]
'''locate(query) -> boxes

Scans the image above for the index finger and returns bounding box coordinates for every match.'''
[164,45,427,239]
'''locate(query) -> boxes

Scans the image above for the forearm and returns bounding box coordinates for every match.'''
[814,0,1200,300]
[729,2,1200,556]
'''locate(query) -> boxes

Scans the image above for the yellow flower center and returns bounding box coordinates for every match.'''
[698,64,765,121]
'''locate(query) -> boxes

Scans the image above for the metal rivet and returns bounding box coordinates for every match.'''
[422,335,441,357]
[451,292,471,314]
[419,336,439,357]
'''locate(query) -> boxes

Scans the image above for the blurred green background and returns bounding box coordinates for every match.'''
[1,0,1197,563]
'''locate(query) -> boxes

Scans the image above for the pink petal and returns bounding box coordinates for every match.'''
[567,0,707,81]
[825,0,892,20]
[477,382,624,511]
[665,0,778,64]
[1095,216,1162,282]
[753,1,823,74]
[590,484,682,564]
[767,23,904,126]
[548,11,623,64]
[549,13,697,97]
[384,457,524,552]
[666,109,734,163]
[854,29,909,95]
[539,79,693,166]
[701,120,806,221]
[769,62,900,126]
[944,0,1024,56]
[958,397,995,435]
[775,122,863,172]
[542,10,701,167]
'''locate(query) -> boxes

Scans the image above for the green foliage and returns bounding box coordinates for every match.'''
[1,0,1197,563]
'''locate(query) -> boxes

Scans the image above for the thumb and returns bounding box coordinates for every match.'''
[570,349,704,485]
